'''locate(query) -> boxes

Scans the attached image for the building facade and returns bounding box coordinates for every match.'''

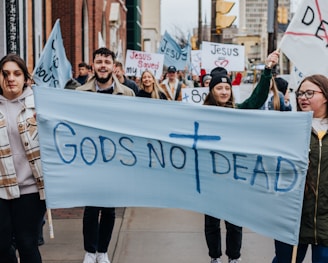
[52,0,128,77]
[235,0,290,68]
[0,0,129,78]
[141,0,161,53]
[0,0,48,73]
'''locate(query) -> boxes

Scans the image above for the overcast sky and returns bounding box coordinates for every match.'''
[160,0,239,35]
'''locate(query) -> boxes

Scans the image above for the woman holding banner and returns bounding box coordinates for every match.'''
[137,70,167,100]
[203,51,280,263]
[272,74,328,263]
[0,53,46,263]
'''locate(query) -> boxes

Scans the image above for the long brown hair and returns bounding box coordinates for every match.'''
[270,77,281,110]
[0,53,31,94]
[296,74,328,118]
[140,70,166,99]
[203,87,235,108]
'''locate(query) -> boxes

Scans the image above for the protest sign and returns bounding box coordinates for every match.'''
[34,87,312,245]
[280,0,328,76]
[158,31,191,70]
[125,50,164,79]
[191,50,202,76]
[181,87,209,104]
[33,19,72,88]
[181,85,253,105]
[201,41,245,73]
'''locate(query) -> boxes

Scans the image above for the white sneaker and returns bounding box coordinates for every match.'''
[83,252,97,263]
[96,252,110,263]
[211,258,222,263]
[229,258,241,263]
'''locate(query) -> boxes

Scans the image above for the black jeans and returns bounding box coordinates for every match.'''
[83,206,115,253]
[205,214,242,260]
[0,193,46,263]
[272,240,328,263]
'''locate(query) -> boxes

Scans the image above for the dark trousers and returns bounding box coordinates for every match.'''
[0,193,46,263]
[83,206,115,253]
[205,214,242,260]
[273,240,328,263]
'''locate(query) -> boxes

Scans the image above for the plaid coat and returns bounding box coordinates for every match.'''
[0,91,45,200]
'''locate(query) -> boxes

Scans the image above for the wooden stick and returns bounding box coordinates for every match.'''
[267,48,281,68]
[47,208,54,239]
[291,245,297,263]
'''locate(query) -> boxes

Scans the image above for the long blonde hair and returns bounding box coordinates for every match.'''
[270,77,281,111]
[140,70,166,99]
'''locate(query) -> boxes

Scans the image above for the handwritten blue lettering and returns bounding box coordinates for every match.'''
[53,121,299,193]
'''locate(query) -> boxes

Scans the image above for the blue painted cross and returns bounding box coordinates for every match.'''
[169,121,221,193]
[182,92,189,102]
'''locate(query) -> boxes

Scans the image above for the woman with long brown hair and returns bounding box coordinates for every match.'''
[0,53,46,263]
[137,70,167,100]
[273,74,328,263]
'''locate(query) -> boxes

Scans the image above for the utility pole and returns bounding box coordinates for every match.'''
[197,0,203,49]
[211,0,220,43]
[267,0,278,54]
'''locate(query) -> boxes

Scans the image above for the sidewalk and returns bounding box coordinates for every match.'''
[40,207,310,263]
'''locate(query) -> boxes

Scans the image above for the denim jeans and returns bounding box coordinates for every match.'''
[0,193,46,263]
[83,206,115,253]
[273,240,328,263]
[204,214,242,260]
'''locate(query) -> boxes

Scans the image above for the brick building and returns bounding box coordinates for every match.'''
[52,0,128,77]
[0,0,128,78]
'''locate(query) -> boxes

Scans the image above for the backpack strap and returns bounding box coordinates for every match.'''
[174,82,182,100]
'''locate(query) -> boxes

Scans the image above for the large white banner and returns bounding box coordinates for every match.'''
[34,87,312,245]
[280,0,328,76]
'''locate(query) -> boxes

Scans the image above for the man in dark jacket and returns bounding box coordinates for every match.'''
[113,61,139,95]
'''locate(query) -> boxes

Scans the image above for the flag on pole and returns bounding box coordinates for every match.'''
[158,31,191,70]
[33,19,72,88]
[279,0,328,76]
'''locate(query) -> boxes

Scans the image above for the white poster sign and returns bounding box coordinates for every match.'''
[125,50,164,79]
[201,41,245,73]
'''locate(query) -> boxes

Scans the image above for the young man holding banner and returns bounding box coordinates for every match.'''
[76,47,134,263]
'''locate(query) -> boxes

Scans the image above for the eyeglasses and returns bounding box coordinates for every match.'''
[295,90,323,99]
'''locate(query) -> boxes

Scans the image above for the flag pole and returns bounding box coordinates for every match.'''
[47,208,54,239]
[291,245,297,263]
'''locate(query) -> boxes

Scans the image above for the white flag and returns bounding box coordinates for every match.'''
[98,32,106,48]
[279,0,328,76]
[33,19,72,88]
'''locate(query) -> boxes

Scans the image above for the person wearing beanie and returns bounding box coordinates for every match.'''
[209,74,232,90]
[203,50,280,263]
[274,77,288,95]
[160,65,186,101]
[210,66,228,77]
[259,77,292,111]
[202,74,212,87]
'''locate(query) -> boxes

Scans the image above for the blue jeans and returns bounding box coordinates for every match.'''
[204,214,242,260]
[273,240,328,263]
[83,206,115,253]
[0,193,46,263]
